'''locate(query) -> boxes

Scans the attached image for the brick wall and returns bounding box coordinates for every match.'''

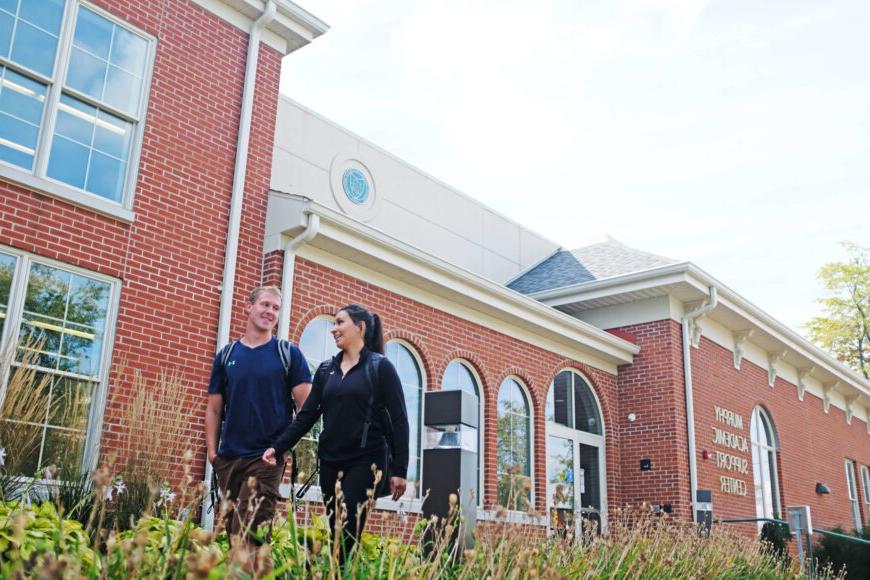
[0,0,282,481]
[274,254,624,521]
[612,318,870,532]
[691,335,870,532]
[613,320,692,519]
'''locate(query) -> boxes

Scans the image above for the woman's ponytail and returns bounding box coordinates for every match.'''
[368,313,384,354]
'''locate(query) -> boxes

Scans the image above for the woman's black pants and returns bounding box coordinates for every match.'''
[319,455,383,561]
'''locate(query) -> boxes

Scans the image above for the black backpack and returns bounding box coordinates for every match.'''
[296,352,395,499]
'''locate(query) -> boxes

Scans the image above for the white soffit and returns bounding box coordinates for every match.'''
[190,0,328,53]
[532,262,870,407]
[268,194,639,370]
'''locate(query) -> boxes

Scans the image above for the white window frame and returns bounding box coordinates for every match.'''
[545,369,608,535]
[0,244,120,477]
[0,0,156,222]
[750,406,781,522]
[861,465,870,523]
[377,339,425,515]
[285,315,335,504]
[845,459,862,531]
[440,359,485,507]
[493,375,535,514]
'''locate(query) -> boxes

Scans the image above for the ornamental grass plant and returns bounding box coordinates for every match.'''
[0,359,842,578]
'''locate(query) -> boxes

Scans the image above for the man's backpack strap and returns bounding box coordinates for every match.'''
[277,338,293,377]
[219,340,238,369]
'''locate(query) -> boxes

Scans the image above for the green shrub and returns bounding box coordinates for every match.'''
[760,521,792,568]
[813,525,870,578]
[0,500,96,575]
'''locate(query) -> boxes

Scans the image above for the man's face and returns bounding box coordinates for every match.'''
[244,291,281,333]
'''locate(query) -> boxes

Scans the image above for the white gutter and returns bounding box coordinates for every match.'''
[681,286,717,521]
[530,261,870,397]
[268,196,641,364]
[203,0,277,530]
[277,213,320,340]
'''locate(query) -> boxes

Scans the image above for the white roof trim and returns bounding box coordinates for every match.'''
[269,193,639,366]
[531,262,870,403]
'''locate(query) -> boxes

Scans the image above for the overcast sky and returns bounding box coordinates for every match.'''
[282,0,870,334]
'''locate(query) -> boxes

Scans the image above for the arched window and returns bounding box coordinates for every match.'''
[545,370,605,535]
[386,341,423,499]
[441,360,477,395]
[750,407,781,520]
[441,360,481,502]
[496,378,531,510]
[296,317,338,487]
[546,370,601,435]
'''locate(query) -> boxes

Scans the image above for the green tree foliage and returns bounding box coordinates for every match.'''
[806,242,870,379]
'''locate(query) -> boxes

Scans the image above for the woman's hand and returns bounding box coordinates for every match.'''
[262,447,277,466]
[390,476,407,501]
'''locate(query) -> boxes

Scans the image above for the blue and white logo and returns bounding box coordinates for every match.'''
[342,168,370,204]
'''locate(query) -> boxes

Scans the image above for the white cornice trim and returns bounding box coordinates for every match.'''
[267,193,639,367]
[190,0,328,54]
[529,262,870,406]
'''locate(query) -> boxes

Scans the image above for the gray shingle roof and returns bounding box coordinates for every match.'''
[508,237,679,295]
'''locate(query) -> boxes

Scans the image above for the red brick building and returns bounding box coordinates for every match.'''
[0,0,867,541]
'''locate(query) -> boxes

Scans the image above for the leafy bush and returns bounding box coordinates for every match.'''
[813,525,870,578]
[760,521,792,568]
[0,500,96,575]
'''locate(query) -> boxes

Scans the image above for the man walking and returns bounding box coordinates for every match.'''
[205,286,311,570]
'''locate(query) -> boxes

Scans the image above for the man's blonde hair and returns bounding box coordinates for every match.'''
[247,285,281,303]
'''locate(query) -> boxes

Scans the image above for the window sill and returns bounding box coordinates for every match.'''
[478,508,548,527]
[0,164,135,223]
[279,483,423,514]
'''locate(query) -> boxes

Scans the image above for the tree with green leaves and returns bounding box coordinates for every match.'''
[806,242,870,379]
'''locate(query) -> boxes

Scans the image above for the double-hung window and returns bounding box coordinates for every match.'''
[861,465,870,524]
[0,247,118,478]
[0,0,154,218]
[845,459,862,531]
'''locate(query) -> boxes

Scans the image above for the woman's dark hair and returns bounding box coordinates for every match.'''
[340,304,384,354]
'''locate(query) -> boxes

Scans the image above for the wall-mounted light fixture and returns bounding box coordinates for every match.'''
[815,482,831,494]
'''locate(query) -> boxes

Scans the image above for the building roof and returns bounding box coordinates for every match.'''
[508,237,679,294]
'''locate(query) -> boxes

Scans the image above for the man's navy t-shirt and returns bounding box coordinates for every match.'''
[208,338,312,458]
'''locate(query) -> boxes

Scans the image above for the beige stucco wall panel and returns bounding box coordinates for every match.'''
[271,98,560,281]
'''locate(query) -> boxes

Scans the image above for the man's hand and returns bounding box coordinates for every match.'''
[262,447,277,466]
[390,476,407,501]
[208,450,218,464]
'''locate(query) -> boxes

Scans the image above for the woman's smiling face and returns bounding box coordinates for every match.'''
[332,309,364,350]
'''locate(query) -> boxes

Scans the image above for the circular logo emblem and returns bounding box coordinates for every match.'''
[342,168,370,204]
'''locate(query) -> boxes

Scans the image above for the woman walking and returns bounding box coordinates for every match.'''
[263,304,409,560]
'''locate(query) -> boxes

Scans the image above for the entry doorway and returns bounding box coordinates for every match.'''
[545,370,606,537]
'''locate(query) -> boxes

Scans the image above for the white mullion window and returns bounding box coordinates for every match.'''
[0,0,154,214]
[295,316,338,495]
[0,247,117,479]
[845,459,861,531]
[861,465,870,524]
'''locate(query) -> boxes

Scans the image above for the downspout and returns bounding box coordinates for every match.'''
[681,286,717,522]
[202,0,276,529]
[277,213,320,340]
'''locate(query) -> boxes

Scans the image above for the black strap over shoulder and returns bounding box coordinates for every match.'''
[360,353,387,449]
[220,340,238,369]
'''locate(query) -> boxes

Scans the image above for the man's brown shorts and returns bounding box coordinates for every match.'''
[212,454,285,542]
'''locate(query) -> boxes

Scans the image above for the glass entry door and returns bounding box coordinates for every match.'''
[546,428,604,537]
[547,434,577,537]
